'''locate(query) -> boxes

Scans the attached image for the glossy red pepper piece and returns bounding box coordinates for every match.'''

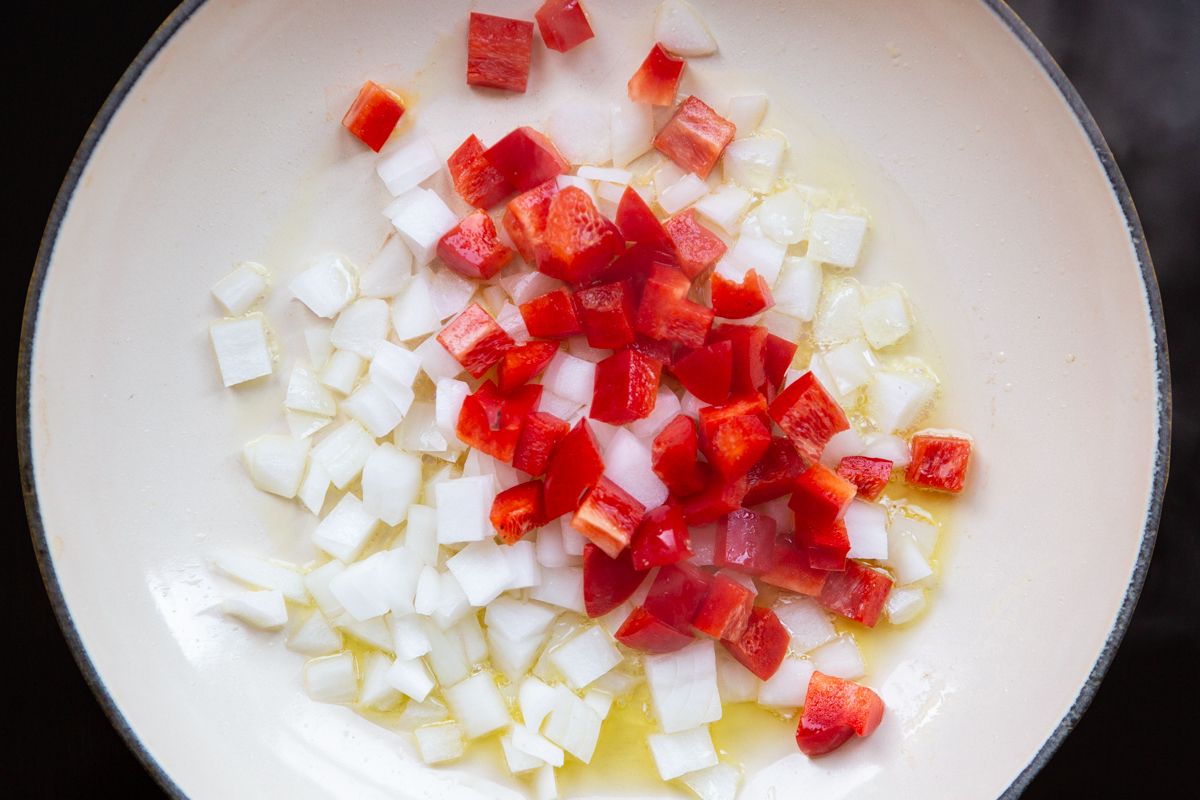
[497,341,559,393]
[491,480,545,544]
[467,13,535,93]
[836,456,893,502]
[692,573,755,640]
[762,333,798,391]
[760,536,829,597]
[654,95,736,179]
[629,335,676,365]
[672,340,732,405]
[790,463,857,532]
[697,396,772,478]
[630,503,692,570]
[615,185,675,253]
[615,606,694,653]
[722,606,789,680]
[456,381,543,462]
[795,672,885,757]
[436,303,515,378]
[540,187,625,283]
[906,433,972,493]
[502,179,559,263]
[582,542,645,617]
[543,418,606,519]
[342,81,404,152]
[651,415,707,497]
[711,269,774,319]
[743,437,805,506]
[681,466,748,525]
[627,43,686,106]
[437,210,514,279]
[715,508,777,575]
[519,288,583,339]
[635,264,714,348]
[708,324,768,395]
[643,562,711,631]
[769,371,850,464]
[575,280,638,349]
[484,127,569,192]
[600,242,674,284]
[590,349,663,424]
[572,476,647,557]
[512,410,570,476]
[447,134,511,208]
[799,519,851,572]
[663,209,727,279]
[535,0,595,53]
[818,561,893,627]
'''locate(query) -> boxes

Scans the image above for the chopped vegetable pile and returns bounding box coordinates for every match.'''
[208,1,973,797]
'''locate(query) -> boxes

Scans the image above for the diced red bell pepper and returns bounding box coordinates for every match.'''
[540,187,625,283]
[467,13,534,93]
[708,324,768,395]
[491,480,544,544]
[575,280,638,349]
[722,606,789,680]
[503,179,559,263]
[600,242,673,284]
[535,0,595,53]
[572,476,647,558]
[519,288,582,339]
[790,463,857,532]
[795,672,885,757]
[743,437,805,506]
[643,562,711,631]
[651,415,707,497]
[799,520,850,572]
[654,95,736,179]
[436,303,515,378]
[484,127,569,192]
[769,371,850,464]
[627,43,686,106]
[763,333,798,391]
[342,81,404,152]
[636,264,714,348]
[711,269,774,319]
[497,341,560,393]
[663,209,727,280]
[906,433,972,493]
[631,503,692,570]
[697,396,772,478]
[760,537,830,596]
[513,411,571,476]
[447,134,511,208]
[682,466,749,525]
[437,210,514,279]
[616,606,695,653]
[818,561,893,627]
[836,456,893,502]
[692,574,755,640]
[591,349,663,424]
[615,186,675,253]
[582,542,645,617]
[543,418,606,519]
[715,508,777,575]
[672,340,732,405]
[456,381,543,462]
[629,335,676,365]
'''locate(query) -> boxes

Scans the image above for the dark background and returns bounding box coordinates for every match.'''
[8,1,1198,796]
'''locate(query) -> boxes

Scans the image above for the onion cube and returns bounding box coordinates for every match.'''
[722,132,786,194]
[303,560,346,617]
[384,187,459,267]
[343,381,406,438]
[376,133,442,196]
[414,722,464,764]
[318,349,365,395]
[557,174,597,203]
[654,0,718,57]
[413,565,441,616]
[866,369,936,433]
[890,513,939,558]
[361,445,421,526]
[679,763,740,800]
[496,301,532,342]
[693,184,753,235]
[861,432,912,467]
[820,427,868,468]
[577,166,633,184]
[413,335,463,383]
[404,505,440,565]
[434,379,471,442]
[658,173,709,215]
[286,611,342,656]
[547,103,611,166]
[489,627,548,681]
[211,261,268,315]
[389,614,432,659]
[290,255,358,318]
[599,601,635,638]
[844,500,889,560]
[221,589,287,630]
[297,459,330,515]
[304,323,334,371]
[648,725,719,781]
[446,540,514,606]
[383,656,434,703]
[813,278,864,346]
[423,619,470,686]
[823,339,878,398]
[542,352,595,405]
[328,553,392,621]
[457,613,490,665]
[549,627,622,689]
[370,341,421,404]
[627,387,681,439]
[611,99,655,168]
[435,476,494,544]
[559,520,587,557]
[645,640,722,733]
[583,689,613,720]
[377,548,423,616]
[726,94,768,135]
[285,364,336,417]
[529,567,585,614]
[242,435,309,499]
[434,571,472,629]
[337,616,393,652]
[311,421,375,488]
[885,586,927,624]
[210,317,273,386]
[715,647,759,703]
[330,298,390,358]
[502,732,545,773]
[519,676,560,731]
[543,686,602,763]
[391,272,443,341]
[654,161,687,198]
[757,656,815,708]
[538,390,585,421]
[808,211,868,268]
[536,525,570,568]
[359,652,403,711]
[394,402,449,454]
[430,267,477,321]
[398,698,449,729]
[886,529,933,586]
[533,764,557,800]
[603,428,669,509]
[444,671,511,739]
[512,723,565,767]
[717,218,786,285]
[810,634,865,679]
[501,270,562,308]
[772,597,836,653]
[359,236,413,299]
[303,652,357,704]
[503,540,542,590]
[860,284,913,349]
[757,188,810,245]
[311,494,378,562]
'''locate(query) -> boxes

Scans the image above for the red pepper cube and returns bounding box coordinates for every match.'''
[664,209,727,279]
[616,606,695,653]
[799,520,851,572]
[583,542,645,617]
[447,134,512,208]
[543,418,606,519]
[497,341,560,393]
[769,371,850,464]
[652,414,707,497]
[615,185,675,253]
[629,335,676,365]
[627,43,687,106]
[682,466,748,525]
[467,12,534,93]
[697,396,772,478]
[692,574,755,640]
[836,456,893,502]
[906,433,972,493]
[541,187,625,284]
[575,280,638,349]
[512,410,570,476]
[722,606,789,680]
[484,127,569,192]
[715,508,777,575]
[436,303,515,378]
[643,562,712,631]
[654,95,736,179]
[711,269,774,319]
[342,81,405,152]
[572,477,647,558]
[672,340,732,405]
[708,324,768,395]
[743,437,805,506]
[796,672,886,757]
[535,0,595,52]
[631,503,692,570]
[591,349,663,424]
[601,241,674,284]
[490,480,545,544]
[763,333,798,391]
[790,463,857,532]
[437,210,514,279]
[519,288,582,339]
[456,381,542,462]
[503,179,559,263]
[636,264,714,348]
[818,560,893,627]
[760,537,830,597]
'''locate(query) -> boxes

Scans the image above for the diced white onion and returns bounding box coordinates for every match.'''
[860,433,912,467]
[726,94,769,135]
[311,420,376,488]
[654,0,718,57]
[429,268,477,321]
[844,501,889,560]
[757,656,815,708]
[490,627,548,682]
[722,132,787,193]
[414,722,464,764]
[360,444,421,526]
[890,513,939,559]
[547,103,611,165]
[808,211,868,268]
[860,283,913,349]
[714,647,759,703]
[577,166,632,184]
[529,567,585,614]
[886,529,933,586]
[303,652,357,704]
[318,349,365,395]
[391,271,443,341]
[549,627,622,689]
[211,262,268,316]
[213,552,307,603]
[342,381,406,438]
[284,410,328,445]
[389,614,433,660]
[290,255,358,318]
[810,634,865,680]
[303,560,346,618]
[359,236,413,299]
[359,651,403,711]
[885,586,927,624]
[773,257,822,322]
[602,428,669,509]
[645,640,722,733]
[717,218,786,285]
[627,387,681,439]
[813,277,864,346]
[648,725,719,781]
[611,100,655,168]
[304,323,334,371]
[866,369,937,433]
[542,352,595,405]
[659,173,709,214]
[679,763,741,800]
[820,427,868,468]
[556,174,597,203]
[693,184,753,234]
[285,363,336,416]
[242,435,309,499]
[536,525,570,568]
[502,731,547,774]
[338,615,393,652]
[423,618,471,685]
[771,597,836,653]
[501,270,562,307]
[757,188,810,245]
[823,339,878,398]
[435,475,494,544]
[413,565,441,616]
[222,589,288,630]
[330,298,390,358]
[376,133,442,196]
[286,611,342,656]
[512,723,566,767]
[583,689,614,720]
[210,316,273,386]
[543,686,602,763]
[311,493,378,562]
[446,540,515,606]
[384,187,459,267]
[503,540,542,590]
[444,671,512,739]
